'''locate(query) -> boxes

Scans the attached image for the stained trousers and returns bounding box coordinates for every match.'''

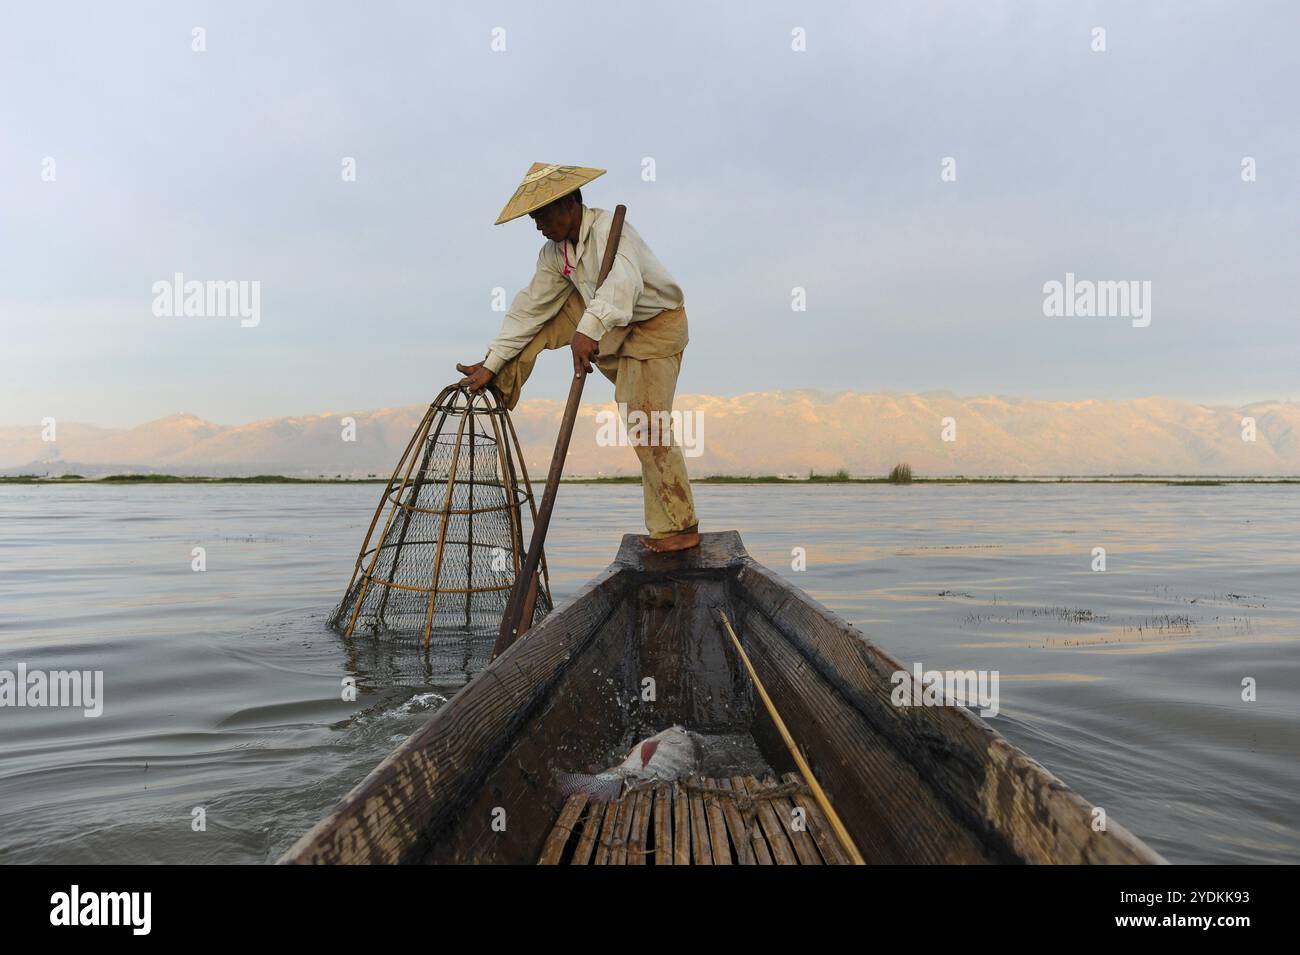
[491,290,698,538]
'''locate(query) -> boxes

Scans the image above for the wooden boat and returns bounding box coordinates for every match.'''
[281,531,1165,864]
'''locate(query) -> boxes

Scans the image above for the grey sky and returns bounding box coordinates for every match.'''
[2,0,1297,428]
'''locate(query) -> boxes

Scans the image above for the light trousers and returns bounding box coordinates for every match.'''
[491,290,698,538]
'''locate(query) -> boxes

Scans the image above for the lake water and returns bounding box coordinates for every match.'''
[1,483,1296,864]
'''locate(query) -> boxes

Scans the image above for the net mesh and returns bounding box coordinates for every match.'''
[330,386,550,645]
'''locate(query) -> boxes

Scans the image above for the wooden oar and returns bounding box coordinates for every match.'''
[492,203,627,659]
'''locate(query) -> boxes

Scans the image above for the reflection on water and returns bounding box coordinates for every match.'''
[0,483,1297,863]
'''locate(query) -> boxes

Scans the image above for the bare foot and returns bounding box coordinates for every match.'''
[641,528,701,553]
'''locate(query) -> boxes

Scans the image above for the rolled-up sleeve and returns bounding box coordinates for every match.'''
[575,247,644,341]
[483,247,571,373]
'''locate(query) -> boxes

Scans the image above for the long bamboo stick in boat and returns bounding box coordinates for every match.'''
[717,609,866,864]
[493,204,628,659]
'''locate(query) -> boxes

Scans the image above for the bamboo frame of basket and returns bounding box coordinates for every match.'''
[338,384,550,645]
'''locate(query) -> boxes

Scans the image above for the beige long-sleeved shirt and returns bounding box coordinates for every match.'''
[482,205,684,373]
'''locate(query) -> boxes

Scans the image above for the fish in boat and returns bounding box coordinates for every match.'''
[557,725,704,802]
[281,531,1166,865]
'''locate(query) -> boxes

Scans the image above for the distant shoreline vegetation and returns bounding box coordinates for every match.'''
[2,473,1297,486]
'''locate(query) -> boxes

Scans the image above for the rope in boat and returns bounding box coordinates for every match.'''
[625,778,809,804]
[716,609,866,865]
[681,778,808,806]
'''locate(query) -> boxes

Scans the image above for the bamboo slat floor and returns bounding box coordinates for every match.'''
[537,773,848,865]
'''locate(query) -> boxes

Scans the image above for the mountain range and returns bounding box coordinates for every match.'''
[3,391,1298,478]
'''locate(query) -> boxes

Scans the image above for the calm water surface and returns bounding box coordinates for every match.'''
[1,483,1296,863]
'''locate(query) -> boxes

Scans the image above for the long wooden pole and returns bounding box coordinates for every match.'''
[502,404,550,605]
[492,203,627,659]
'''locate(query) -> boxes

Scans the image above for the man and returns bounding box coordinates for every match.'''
[456,162,699,553]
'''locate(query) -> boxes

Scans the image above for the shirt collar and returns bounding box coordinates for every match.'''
[568,205,601,266]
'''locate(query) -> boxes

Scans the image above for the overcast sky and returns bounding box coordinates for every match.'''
[2,1,1297,428]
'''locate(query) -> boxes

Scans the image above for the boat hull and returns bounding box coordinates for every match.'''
[281,532,1164,865]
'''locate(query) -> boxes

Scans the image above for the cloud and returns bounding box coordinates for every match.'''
[2,1,1297,428]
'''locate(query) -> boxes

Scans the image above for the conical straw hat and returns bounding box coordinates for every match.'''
[495,162,606,224]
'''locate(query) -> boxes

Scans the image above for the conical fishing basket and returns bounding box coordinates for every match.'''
[331,384,551,644]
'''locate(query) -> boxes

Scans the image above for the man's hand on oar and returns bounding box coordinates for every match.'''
[456,361,494,392]
[571,332,599,376]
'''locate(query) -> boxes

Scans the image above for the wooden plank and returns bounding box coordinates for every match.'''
[634,580,748,731]
[593,799,620,866]
[716,777,755,865]
[733,776,774,865]
[610,793,636,865]
[746,775,798,865]
[783,773,848,865]
[612,529,749,573]
[672,782,691,865]
[654,784,673,866]
[628,789,653,865]
[569,800,601,865]
[702,778,733,864]
[768,780,824,865]
[538,794,587,864]
[687,776,713,865]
